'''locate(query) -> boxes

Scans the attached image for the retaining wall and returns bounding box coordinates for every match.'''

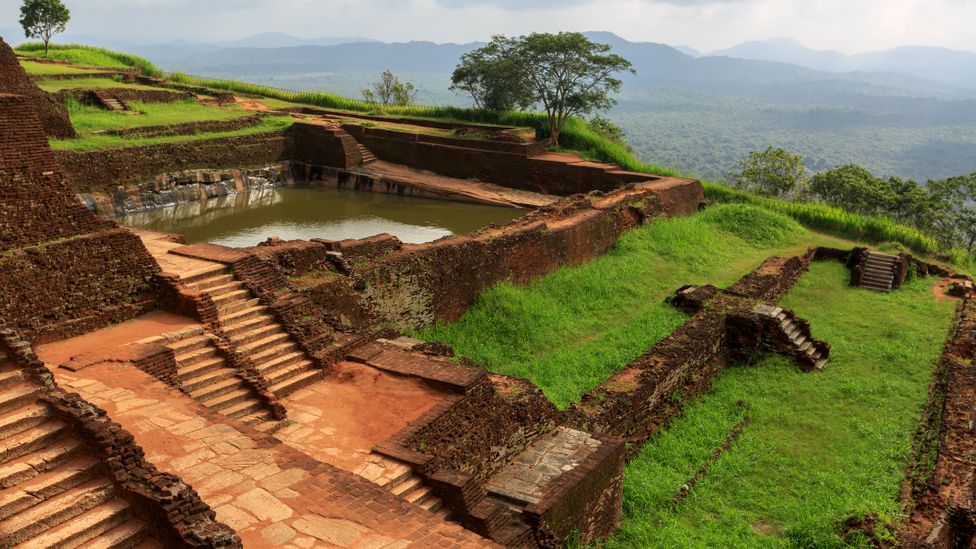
[0,38,74,138]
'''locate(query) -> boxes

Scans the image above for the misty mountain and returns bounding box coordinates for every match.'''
[710,38,976,90]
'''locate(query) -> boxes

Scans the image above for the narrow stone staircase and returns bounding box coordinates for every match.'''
[355,455,449,520]
[356,143,377,165]
[0,355,161,548]
[166,333,283,433]
[858,251,899,292]
[182,265,323,399]
[92,89,130,112]
[771,308,828,371]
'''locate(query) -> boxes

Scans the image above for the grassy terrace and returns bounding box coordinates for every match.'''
[67,99,254,133]
[422,205,854,407]
[19,60,111,75]
[423,205,955,546]
[35,77,171,93]
[612,262,953,548]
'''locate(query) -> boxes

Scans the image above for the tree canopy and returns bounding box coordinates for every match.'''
[361,70,417,107]
[729,146,807,199]
[451,32,633,145]
[19,0,70,55]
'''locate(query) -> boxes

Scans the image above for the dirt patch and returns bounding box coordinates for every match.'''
[751,520,783,537]
[36,310,197,366]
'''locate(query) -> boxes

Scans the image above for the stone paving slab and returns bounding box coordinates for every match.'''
[487,426,601,506]
[53,361,494,549]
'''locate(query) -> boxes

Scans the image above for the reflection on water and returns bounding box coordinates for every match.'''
[119,187,524,247]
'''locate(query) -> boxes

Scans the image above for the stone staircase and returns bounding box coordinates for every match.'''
[857,251,899,292]
[92,89,130,112]
[769,307,829,371]
[0,355,161,548]
[166,333,283,433]
[182,265,323,399]
[356,143,377,165]
[355,455,449,521]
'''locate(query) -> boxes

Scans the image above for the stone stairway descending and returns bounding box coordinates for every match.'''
[182,265,323,399]
[0,354,161,548]
[355,455,449,520]
[356,142,377,165]
[771,307,828,371]
[92,89,130,112]
[858,251,899,292]
[166,334,283,433]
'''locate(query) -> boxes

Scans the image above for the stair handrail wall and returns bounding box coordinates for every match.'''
[0,319,241,548]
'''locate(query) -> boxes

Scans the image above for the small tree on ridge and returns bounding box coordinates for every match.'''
[19,0,70,56]
[362,70,417,107]
[729,146,807,199]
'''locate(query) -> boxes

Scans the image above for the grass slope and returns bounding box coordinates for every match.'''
[16,43,162,76]
[19,60,107,75]
[611,262,954,548]
[422,205,848,408]
[67,99,252,133]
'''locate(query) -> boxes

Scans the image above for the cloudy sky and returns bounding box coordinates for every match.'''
[2,0,975,53]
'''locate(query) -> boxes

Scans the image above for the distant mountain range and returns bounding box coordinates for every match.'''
[708,37,976,91]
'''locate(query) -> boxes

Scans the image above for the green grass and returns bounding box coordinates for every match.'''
[421,205,849,407]
[35,78,170,93]
[18,60,108,75]
[66,99,252,133]
[15,43,162,76]
[50,115,294,152]
[610,262,955,548]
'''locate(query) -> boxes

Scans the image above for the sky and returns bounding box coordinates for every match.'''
[2,0,975,53]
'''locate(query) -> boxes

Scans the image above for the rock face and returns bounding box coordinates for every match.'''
[0,38,75,138]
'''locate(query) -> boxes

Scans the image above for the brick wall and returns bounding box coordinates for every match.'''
[0,38,74,138]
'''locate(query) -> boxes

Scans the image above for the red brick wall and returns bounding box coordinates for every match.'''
[0,38,74,138]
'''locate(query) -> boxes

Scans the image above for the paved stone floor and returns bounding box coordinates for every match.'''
[275,361,444,472]
[36,311,198,365]
[54,362,492,548]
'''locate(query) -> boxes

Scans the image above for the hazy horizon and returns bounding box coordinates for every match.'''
[2,0,976,54]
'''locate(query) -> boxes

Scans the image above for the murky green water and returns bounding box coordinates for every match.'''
[119,187,523,247]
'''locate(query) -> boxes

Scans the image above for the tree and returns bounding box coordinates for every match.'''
[361,70,417,107]
[729,146,807,198]
[809,164,889,215]
[517,32,633,146]
[927,173,976,253]
[450,36,534,112]
[587,115,632,152]
[19,0,70,56]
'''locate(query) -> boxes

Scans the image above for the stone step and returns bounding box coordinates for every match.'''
[0,402,51,440]
[250,342,300,366]
[202,387,253,412]
[863,264,893,275]
[221,399,264,420]
[432,507,452,521]
[798,341,812,352]
[264,360,315,386]
[211,289,250,307]
[239,332,291,355]
[0,421,67,465]
[0,385,41,416]
[219,305,269,328]
[180,366,237,394]
[792,335,807,348]
[861,275,893,286]
[180,264,228,286]
[254,351,304,375]
[375,459,413,488]
[270,369,321,398]
[390,475,423,497]
[173,346,219,368]
[222,314,275,339]
[218,298,261,316]
[177,356,225,382]
[229,323,283,346]
[0,439,85,490]
[0,370,24,391]
[77,517,151,549]
[166,335,211,355]
[0,477,116,546]
[16,496,131,548]
[861,281,891,292]
[403,486,435,506]
[204,281,245,299]
[189,376,246,402]
[0,455,100,520]
[186,273,234,292]
[418,494,442,513]
[814,358,828,370]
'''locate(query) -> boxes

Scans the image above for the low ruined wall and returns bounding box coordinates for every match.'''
[55,131,292,192]
[106,114,265,138]
[342,124,652,196]
[293,182,703,332]
[55,87,195,105]
[0,228,160,343]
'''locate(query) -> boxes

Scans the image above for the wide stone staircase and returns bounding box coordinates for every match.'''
[858,251,899,292]
[182,265,323,398]
[355,455,450,521]
[166,333,283,433]
[0,354,161,548]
